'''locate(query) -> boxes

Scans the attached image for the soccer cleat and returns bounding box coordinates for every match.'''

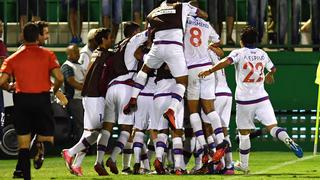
[94,162,109,176]
[123,98,137,115]
[175,169,187,175]
[163,108,177,130]
[33,142,45,170]
[192,164,209,175]
[133,163,141,175]
[12,170,24,178]
[121,167,133,175]
[285,138,303,158]
[71,166,83,176]
[234,161,249,175]
[202,146,210,164]
[223,167,235,175]
[153,158,166,175]
[212,140,229,163]
[61,149,73,171]
[106,157,119,174]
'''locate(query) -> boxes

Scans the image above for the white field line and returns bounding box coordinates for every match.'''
[225,155,317,180]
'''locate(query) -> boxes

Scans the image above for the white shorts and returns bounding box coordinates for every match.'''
[104,82,134,125]
[187,65,216,100]
[134,93,155,130]
[145,43,188,78]
[82,97,105,130]
[214,95,232,127]
[152,79,184,130]
[236,99,277,130]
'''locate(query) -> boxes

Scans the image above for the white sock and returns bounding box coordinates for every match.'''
[68,131,94,156]
[224,135,233,168]
[133,132,145,163]
[156,133,168,162]
[190,113,207,147]
[147,139,155,162]
[122,142,133,169]
[96,130,111,164]
[207,135,216,151]
[132,71,148,98]
[270,127,290,143]
[207,111,224,144]
[239,134,250,169]
[141,143,150,170]
[168,83,185,112]
[194,139,203,170]
[72,131,99,167]
[111,131,130,162]
[172,137,184,170]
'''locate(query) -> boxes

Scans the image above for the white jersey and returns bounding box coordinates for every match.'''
[184,16,219,68]
[227,47,275,101]
[208,50,231,94]
[154,3,198,43]
[78,44,93,71]
[111,30,148,83]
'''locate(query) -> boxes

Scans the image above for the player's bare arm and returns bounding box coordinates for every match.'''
[265,67,277,84]
[0,72,14,92]
[208,43,224,57]
[67,76,83,90]
[198,57,233,78]
[196,8,208,19]
[51,67,64,94]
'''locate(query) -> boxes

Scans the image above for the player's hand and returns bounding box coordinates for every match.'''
[55,90,68,106]
[198,70,211,78]
[265,73,275,84]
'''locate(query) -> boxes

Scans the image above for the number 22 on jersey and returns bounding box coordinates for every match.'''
[243,62,264,83]
[189,27,202,47]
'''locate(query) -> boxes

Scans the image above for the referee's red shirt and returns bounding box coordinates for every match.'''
[0,44,60,93]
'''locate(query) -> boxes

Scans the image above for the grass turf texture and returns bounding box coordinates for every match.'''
[0,152,319,179]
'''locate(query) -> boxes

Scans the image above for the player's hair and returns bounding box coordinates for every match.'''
[35,21,49,36]
[94,28,111,45]
[23,22,39,42]
[123,22,140,38]
[240,26,258,46]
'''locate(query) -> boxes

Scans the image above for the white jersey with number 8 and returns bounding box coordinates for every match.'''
[227,47,275,101]
[184,16,219,67]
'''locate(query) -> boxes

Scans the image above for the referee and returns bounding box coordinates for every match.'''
[0,22,63,180]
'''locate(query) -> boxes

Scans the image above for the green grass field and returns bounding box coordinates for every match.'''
[0,152,319,179]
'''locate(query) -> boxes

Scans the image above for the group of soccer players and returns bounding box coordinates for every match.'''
[61,0,303,176]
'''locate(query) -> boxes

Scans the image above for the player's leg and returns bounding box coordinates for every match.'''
[171,100,186,175]
[163,45,188,130]
[234,103,255,174]
[257,100,303,158]
[122,133,134,174]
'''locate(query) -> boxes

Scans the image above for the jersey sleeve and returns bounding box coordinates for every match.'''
[61,64,74,78]
[0,57,13,75]
[208,25,220,43]
[227,50,240,64]
[208,50,219,65]
[265,53,275,71]
[48,51,60,70]
[124,31,148,69]
[78,52,90,70]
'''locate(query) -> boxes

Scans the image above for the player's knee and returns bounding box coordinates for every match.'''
[239,129,251,135]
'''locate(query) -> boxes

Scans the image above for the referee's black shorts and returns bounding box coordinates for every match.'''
[13,92,55,136]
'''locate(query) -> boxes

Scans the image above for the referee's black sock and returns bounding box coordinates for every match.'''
[18,148,31,180]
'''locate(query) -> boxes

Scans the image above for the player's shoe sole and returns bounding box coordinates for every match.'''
[94,162,109,176]
[163,108,176,130]
[153,158,165,175]
[71,166,83,176]
[285,138,303,158]
[106,157,119,174]
[61,149,73,171]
